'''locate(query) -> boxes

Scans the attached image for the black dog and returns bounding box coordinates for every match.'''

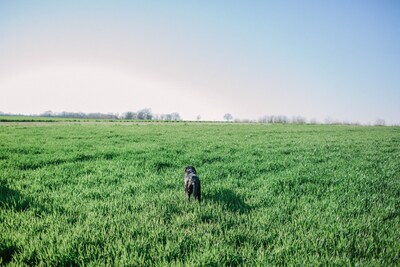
[184,166,201,202]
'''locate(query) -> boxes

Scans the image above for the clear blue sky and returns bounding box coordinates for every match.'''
[1,0,399,124]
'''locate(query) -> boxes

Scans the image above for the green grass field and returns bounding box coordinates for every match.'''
[1,122,399,266]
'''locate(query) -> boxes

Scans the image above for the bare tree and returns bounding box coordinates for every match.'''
[374,118,386,126]
[258,116,268,123]
[41,110,53,117]
[137,108,153,120]
[291,116,306,124]
[122,112,137,120]
[153,114,160,120]
[224,113,233,122]
[171,112,181,121]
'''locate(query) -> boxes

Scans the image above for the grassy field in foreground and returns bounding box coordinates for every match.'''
[0,122,399,266]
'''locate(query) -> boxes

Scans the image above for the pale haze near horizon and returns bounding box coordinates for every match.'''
[0,1,399,124]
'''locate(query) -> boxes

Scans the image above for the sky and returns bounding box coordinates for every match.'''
[0,1,399,124]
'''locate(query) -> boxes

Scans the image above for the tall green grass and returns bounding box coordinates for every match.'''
[1,123,399,265]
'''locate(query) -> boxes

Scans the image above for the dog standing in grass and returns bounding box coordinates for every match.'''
[184,166,201,202]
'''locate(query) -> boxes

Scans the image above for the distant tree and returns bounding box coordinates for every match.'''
[137,108,153,120]
[41,110,53,117]
[171,112,181,121]
[374,118,386,126]
[259,115,275,123]
[275,115,288,123]
[158,112,181,121]
[258,116,267,123]
[164,114,172,120]
[153,114,160,120]
[224,113,233,122]
[196,115,201,121]
[291,116,306,124]
[123,112,137,120]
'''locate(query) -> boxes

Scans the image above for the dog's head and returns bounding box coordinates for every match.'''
[184,166,197,174]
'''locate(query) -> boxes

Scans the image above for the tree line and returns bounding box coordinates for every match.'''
[0,110,388,125]
[35,109,181,121]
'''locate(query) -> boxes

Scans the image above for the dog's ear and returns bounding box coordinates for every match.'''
[191,166,197,173]
[184,166,188,172]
